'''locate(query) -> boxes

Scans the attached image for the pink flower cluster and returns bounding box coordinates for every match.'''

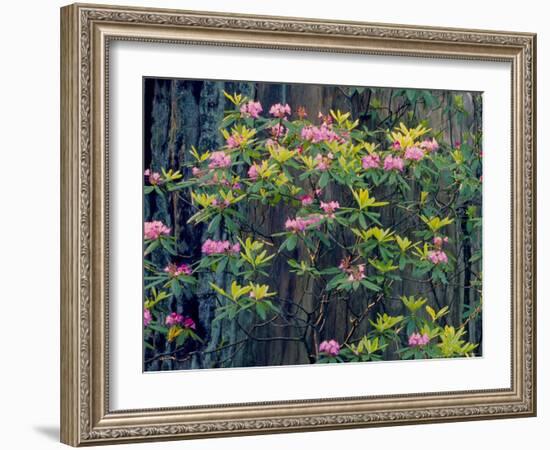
[420,138,439,152]
[428,250,448,264]
[211,198,231,208]
[320,201,339,218]
[208,151,232,169]
[298,194,314,206]
[285,215,322,233]
[319,339,340,356]
[429,236,449,264]
[248,163,260,180]
[317,112,333,125]
[270,123,287,139]
[164,262,192,277]
[226,133,245,149]
[144,169,163,185]
[269,103,291,118]
[201,239,241,255]
[339,258,366,282]
[314,152,334,171]
[143,308,152,327]
[144,221,171,240]
[404,146,425,161]
[165,312,196,329]
[408,332,430,347]
[433,236,449,249]
[240,100,263,119]
[297,189,321,206]
[384,155,404,171]
[362,153,381,169]
[383,155,404,172]
[300,123,342,144]
[219,178,241,191]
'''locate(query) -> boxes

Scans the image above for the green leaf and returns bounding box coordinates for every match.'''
[171,279,182,296]
[287,234,298,251]
[358,213,367,229]
[148,324,168,334]
[160,238,177,256]
[216,257,228,275]
[144,240,160,255]
[208,214,222,233]
[360,279,382,292]
[256,303,267,320]
[319,171,330,188]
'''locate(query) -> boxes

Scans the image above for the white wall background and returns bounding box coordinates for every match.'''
[0,0,546,448]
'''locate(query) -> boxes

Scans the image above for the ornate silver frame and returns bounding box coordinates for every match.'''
[60,3,536,446]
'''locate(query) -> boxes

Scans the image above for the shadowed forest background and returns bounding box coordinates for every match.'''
[143,78,482,371]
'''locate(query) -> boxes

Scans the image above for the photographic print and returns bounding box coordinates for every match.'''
[142,78,483,371]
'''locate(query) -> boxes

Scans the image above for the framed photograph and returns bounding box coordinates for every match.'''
[60,3,537,446]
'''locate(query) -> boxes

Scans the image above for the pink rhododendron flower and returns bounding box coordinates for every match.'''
[338,258,365,281]
[144,221,171,240]
[347,264,366,282]
[298,194,314,206]
[248,164,259,180]
[182,317,196,330]
[433,236,449,249]
[201,239,240,255]
[208,151,232,169]
[428,250,448,264]
[383,155,404,172]
[420,138,439,152]
[226,132,245,149]
[240,100,263,119]
[144,169,163,185]
[269,103,291,118]
[338,258,350,271]
[319,339,340,356]
[362,153,381,169]
[270,123,287,139]
[408,332,430,347]
[320,201,340,218]
[191,167,201,177]
[143,309,152,327]
[404,146,425,161]
[165,312,184,327]
[211,198,231,208]
[317,111,333,125]
[164,262,192,277]
[218,178,241,191]
[392,141,401,150]
[301,123,341,144]
[226,135,238,149]
[314,153,333,171]
[285,218,306,233]
[285,215,322,233]
[166,313,196,329]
